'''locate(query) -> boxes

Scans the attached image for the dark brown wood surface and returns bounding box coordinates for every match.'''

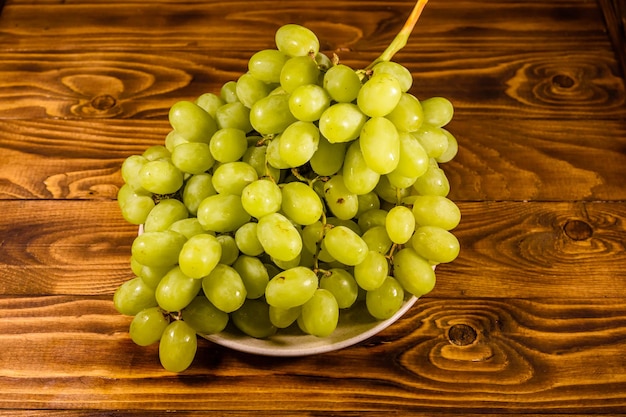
[1,0,625,415]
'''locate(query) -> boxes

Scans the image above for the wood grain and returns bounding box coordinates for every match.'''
[0,200,624,298]
[0,296,625,412]
[0,49,623,120]
[0,0,611,52]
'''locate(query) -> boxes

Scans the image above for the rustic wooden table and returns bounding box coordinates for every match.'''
[1,0,625,415]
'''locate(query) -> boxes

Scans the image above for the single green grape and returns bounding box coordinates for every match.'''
[279,121,320,167]
[202,264,247,313]
[250,93,297,135]
[155,266,203,312]
[411,195,461,230]
[196,194,251,233]
[288,84,331,121]
[356,191,381,218]
[168,100,217,143]
[113,276,158,316]
[256,212,302,262]
[385,92,424,132]
[159,320,197,373]
[211,161,258,196]
[216,234,240,266]
[411,225,460,264]
[385,205,415,244]
[280,181,324,226]
[144,198,189,233]
[365,276,405,320]
[280,55,320,93]
[248,49,290,84]
[139,159,184,195]
[142,145,170,162]
[178,233,222,279]
[265,266,318,309]
[372,61,413,92]
[168,217,206,240]
[323,175,359,220]
[209,128,248,163]
[118,185,155,225]
[392,247,436,297]
[375,175,411,204]
[436,128,458,163]
[299,289,339,337]
[354,250,389,291]
[320,268,359,309]
[342,140,381,195]
[131,230,187,268]
[275,24,320,57]
[323,64,362,103]
[129,307,169,346]
[241,178,282,219]
[232,299,278,339]
[357,73,402,117]
[394,131,429,179]
[242,144,281,181]
[412,125,449,159]
[171,142,214,175]
[182,173,216,216]
[138,263,172,289]
[234,222,265,256]
[236,72,272,108]
[318,103,367,144]
[215,101,253,132]
[220,80,239,103]
[323,225,369,266]
[359,117,400,175]
[421,96,454,127]
[310,136,347,176]
[121,154,148,191]
[386,170,418,190]
[233,255,270,299]
[181,296,229,335]
[361,225,393,254]
[195,92,224,118]
[269,305,302,328]
[412,161,450,197]
[357,208,388,232]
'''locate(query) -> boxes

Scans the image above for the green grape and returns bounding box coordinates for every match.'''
[411,225,460,264]
[281,181,324,226]
[394,131,429,179]
[171,142,215,174]
[248,49,290,84]
[113,276,158,316]
[216,234,240,265]
[354,250,388,290]
[279,121,320,167]
[288,84,331,121]
[182,173,216,216]
[265,135,291,169]
[357,208,388,232]
[323,225,368,266]
[209,128,248,163]
[361,225,393,254]
[139,263,171,289]
[159,320,197,373]
[131,230,186,268]
[436,128,458,163]
[234,222,264,256]
[215,101,253,132]
[359,117,400,175]
[310,136,347,176]
[275,24,320,57]
[118,184,154,225]
[232,299,277,339]
[121,155,148,191]
[250,93,296,135]
[178,233,222,279]
[211,161,258,195]
[301,221,324,254]
[256,212,302,262]
[386,170,418,190]
[385,205,415,244]
[385,92,423,132]
[164,130,188,152]
[271,253,301,270]
[220,81,239,103]
[319,268,358,309]
[195,92,224,118]
[314,51,332,70]
[421,96,454,127]
[392,247,436,297]
[202,264,247,313]
[372,61,413,93]
[280,55,320,93]
[269,305,301,328]
[323,64,362,103]
[196,194,251,233]
[356,191,381,217]
[168,217,206,239]
[155,266,202,312]
[236,72,272,108]
[144,198,189,233]
[412,161,450,197]
[412,125,449,159]
[357,73,402,117]
[241,178,282,218]
[299,289,339,337]
[342,140,380,195]
[411,195,461,230]
[242,145,281,181]
[139,159,184,195]
[265,266,318,309]
[168,100,217,143]
[366,276,404,320]
[233,255,270,299]
[323,175,359,220]
[142,145,170,162]
[181,296,229,335]
[129,307,169,346]
[375,175,410,204]
[299,247,316,268]
[130,256,144,277]
[319,103,367,144]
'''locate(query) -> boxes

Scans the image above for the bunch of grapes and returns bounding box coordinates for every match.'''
[114,10,460,372]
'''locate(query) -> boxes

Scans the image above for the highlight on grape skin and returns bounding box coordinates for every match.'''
[115,11,460,372]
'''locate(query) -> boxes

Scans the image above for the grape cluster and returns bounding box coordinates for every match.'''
[114,23,460,372]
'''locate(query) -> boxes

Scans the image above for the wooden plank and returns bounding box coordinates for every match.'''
[2,117,626,201]
[0,48,623,121]
[0,1,611,53]
[0,200,624,298]
[0,295,625,412]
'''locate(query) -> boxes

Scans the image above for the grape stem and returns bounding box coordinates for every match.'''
[365,0,429,70]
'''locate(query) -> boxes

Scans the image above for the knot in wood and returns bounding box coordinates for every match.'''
[563,219,593,241]
[91,94,117,110]
[447,323,477,346]
[551,74,575,89]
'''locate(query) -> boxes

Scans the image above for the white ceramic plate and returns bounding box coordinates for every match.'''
[201,295,419,356]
